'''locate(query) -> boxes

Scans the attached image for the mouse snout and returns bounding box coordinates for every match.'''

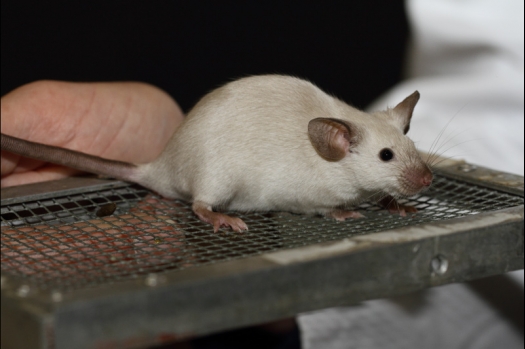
[401,164,433,196]
[420,168,433,187]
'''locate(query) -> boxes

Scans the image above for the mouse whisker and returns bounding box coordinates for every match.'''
[426,103,468,163]
[428,138,481,167]
[359,190,386,205]
[427,131,475,166]
[430,154,471,168]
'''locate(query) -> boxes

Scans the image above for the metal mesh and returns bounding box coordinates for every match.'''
[1,174,523,293]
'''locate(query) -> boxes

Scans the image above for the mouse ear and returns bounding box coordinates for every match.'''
[392,91,420,134]
[308,118,358,161]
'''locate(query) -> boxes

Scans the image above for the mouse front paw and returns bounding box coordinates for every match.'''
[378,196,418,217]
[192,201,248,233]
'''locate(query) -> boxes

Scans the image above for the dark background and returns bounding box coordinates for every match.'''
[3,3,406,348]
[2,1,409,112]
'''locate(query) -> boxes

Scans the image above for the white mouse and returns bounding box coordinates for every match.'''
[1,75,433,232]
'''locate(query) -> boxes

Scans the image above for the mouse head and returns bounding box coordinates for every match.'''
[308,91,433,198]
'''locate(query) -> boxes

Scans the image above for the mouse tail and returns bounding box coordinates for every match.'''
[1,133,139,182]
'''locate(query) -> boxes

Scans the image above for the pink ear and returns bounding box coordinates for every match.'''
[308,118,358,161]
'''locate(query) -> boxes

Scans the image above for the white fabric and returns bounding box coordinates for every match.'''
[300,284,523,349]
[371,0,524,176]
[299,1,524,348]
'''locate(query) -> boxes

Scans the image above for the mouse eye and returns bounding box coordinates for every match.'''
[379,148,394,162]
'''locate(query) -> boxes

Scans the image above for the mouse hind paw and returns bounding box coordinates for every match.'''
[192,201,248,232]
[327,209,365,221]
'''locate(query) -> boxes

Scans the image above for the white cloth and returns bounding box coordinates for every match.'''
[371,0,524,176]
[300,283,523,349]
[299,1,524,348]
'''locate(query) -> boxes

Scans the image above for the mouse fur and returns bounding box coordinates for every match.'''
[1,75,433,231]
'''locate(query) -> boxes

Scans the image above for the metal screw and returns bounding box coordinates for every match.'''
[51,290,63,303]
[145,273,159,287]
[458,164,477,173]
[431,255,449,275]
[17,284,31,297]
[412,244,420,253]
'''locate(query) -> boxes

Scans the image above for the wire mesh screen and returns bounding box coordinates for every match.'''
[1,174,523,293]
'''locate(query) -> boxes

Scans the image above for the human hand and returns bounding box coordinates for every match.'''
[1,80,184,188]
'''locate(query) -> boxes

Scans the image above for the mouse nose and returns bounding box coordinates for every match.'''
[421,170,433,187]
